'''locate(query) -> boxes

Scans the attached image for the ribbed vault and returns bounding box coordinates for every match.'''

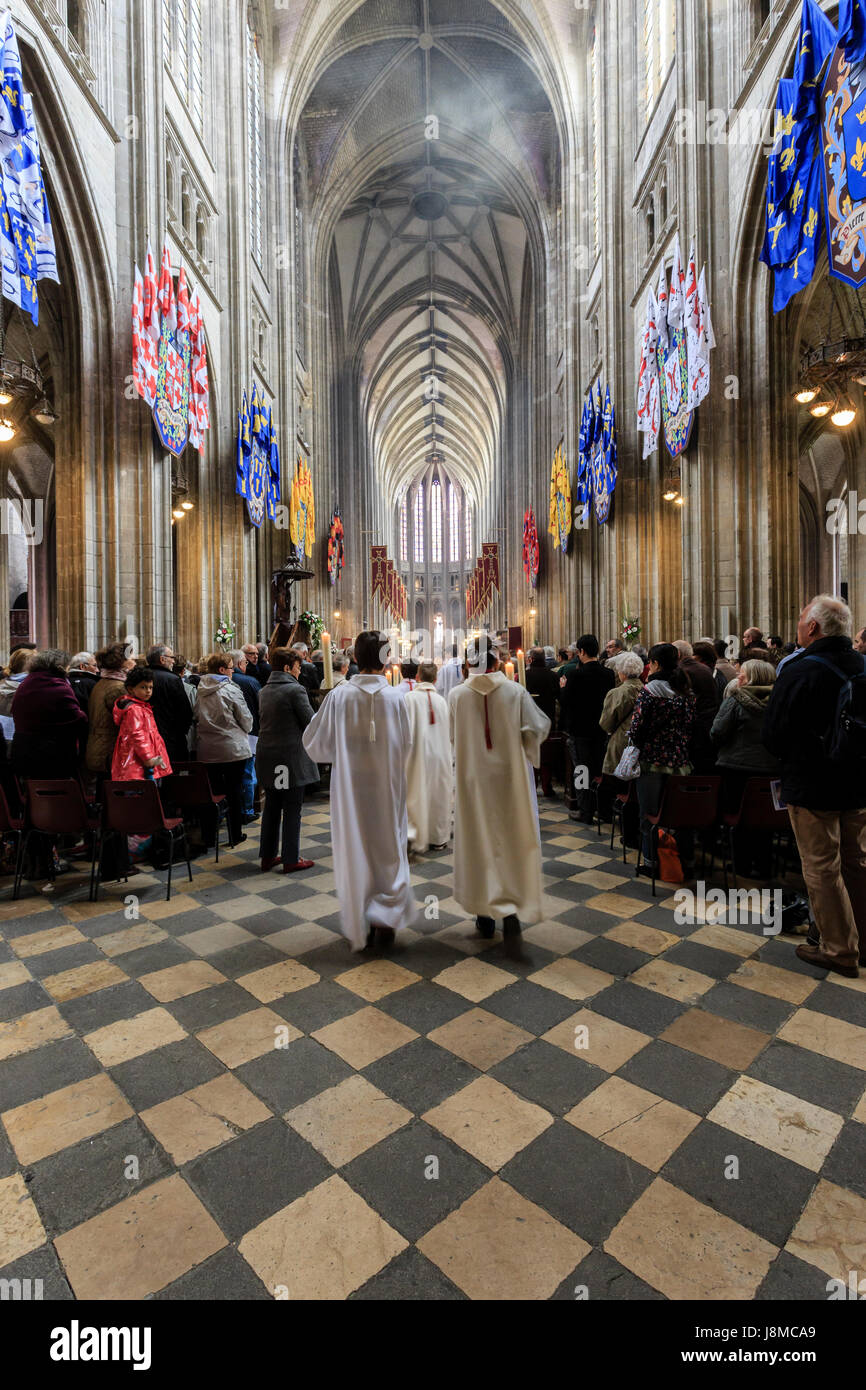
[296,0,560,579]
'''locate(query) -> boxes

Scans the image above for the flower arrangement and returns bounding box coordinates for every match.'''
[621,616,641,645]
[299,610,325,648]
[214,613,235,648]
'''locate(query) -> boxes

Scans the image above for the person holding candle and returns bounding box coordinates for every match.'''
[449,634,550,940]
[405,661,452,853]
[322,632,334,690]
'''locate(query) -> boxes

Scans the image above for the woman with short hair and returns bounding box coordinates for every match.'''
[10,649,88,780]
[600,651,645,775]
[628,643,697,875]
[87,643,135,775]
[194,651,254,846]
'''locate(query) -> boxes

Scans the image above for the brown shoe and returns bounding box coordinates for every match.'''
[795,944,859,978]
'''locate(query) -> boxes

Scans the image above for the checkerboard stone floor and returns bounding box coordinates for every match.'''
[1,798,865,1301]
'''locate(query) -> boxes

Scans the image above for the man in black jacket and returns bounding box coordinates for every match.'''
[145,644,194,765]
[561,634,615,822]
[68,652,99,715]
[763,595,866,977]
[230,650,262,823]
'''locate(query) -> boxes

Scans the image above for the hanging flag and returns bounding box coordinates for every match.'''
[819,4,866,288]
[0,12,28,141]
[596,389,617,525]
[176,266,191,336]
[547,444,572,553]
[667,236,686,331]
[266,417,281,523]
[290,456,315,555]
[328,510,344,586]
[794,0,839,102]
[522,507,540,588]
[132,265,157,408]
[157,240,177,333]
[576,396,592,526]
[683,244,702,409]
[638,291,661,457]
[656,263,670,354]
[236,391,251,498]
[143,239,159,341]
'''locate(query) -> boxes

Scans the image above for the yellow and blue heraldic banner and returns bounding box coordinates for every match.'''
[235,384,282,529]
[761,0,866,307]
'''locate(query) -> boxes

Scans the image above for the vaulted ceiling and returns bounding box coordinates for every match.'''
[296,0,560,515]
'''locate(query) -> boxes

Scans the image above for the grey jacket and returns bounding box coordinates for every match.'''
[255,671,319,791]
[710,685,780,774]
[193,675,253,762]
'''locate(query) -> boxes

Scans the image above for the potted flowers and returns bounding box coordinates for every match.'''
[621,616,641,648]
[215,613,235,649]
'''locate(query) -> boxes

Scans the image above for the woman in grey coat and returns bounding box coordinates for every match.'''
[194,652,254,846]
[255,648,319,873]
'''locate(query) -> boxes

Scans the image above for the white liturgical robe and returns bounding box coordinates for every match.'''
[449,670,551,922]
[404,681,453,852]
[302,674,416,950]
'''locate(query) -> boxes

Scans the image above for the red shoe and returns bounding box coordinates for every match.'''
[261,857,282,872]
[283,859,315,873]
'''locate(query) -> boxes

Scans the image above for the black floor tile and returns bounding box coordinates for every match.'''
[27,1118,172,1236]
[109,1037,225,1111]
[479,939,557,977]
[490,1040,606,1115]
[664,940,744,981]
[376,981,471,1034]
[167,983,264,1033]
[660,1119,818,1248]
[501,1121,654,1245]
[756,1250,836,1300]
[0,1037,100,1111]
[236,1037,353,1112]
[110,940,194,977]
[25,942,104,979]
[204,939,289,978]
[57,979,158,1033]
[365,1038,477,1113]
[618,1039,737,1115]
[152,1247,271,1300]
[0,1241,74,1300]
[269,980,364,1034]
[699,981,795,1034]
[552,1247,666,1300]
[342,1119,487,1242]
[183,1118,332,1242]
[590,981,688,1035]
[822,1121,866,1200]
[482,979,580,1034]
[0,979,52,1022]
[571,937,651,978]
[805,981,866,1028]
[746,1039,866,1118]
[350,1246,466,1300]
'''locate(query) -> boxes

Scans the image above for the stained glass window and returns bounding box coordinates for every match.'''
[414,484,425,564]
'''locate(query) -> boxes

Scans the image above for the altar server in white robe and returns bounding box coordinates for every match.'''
[449,635,550,938]
[405,662,452,853]
[302,631,416,951]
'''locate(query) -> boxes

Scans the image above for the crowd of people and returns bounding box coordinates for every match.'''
[0,592,863,976]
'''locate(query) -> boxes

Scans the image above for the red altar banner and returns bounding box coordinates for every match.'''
[371,545,388,604]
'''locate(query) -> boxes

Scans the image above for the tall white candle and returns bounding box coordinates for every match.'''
[504,661,515,682]
[322,632,334,690]
[517,649,527,688]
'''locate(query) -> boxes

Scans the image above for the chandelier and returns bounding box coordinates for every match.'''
[793,336,866,427]
[0,302,59,442]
